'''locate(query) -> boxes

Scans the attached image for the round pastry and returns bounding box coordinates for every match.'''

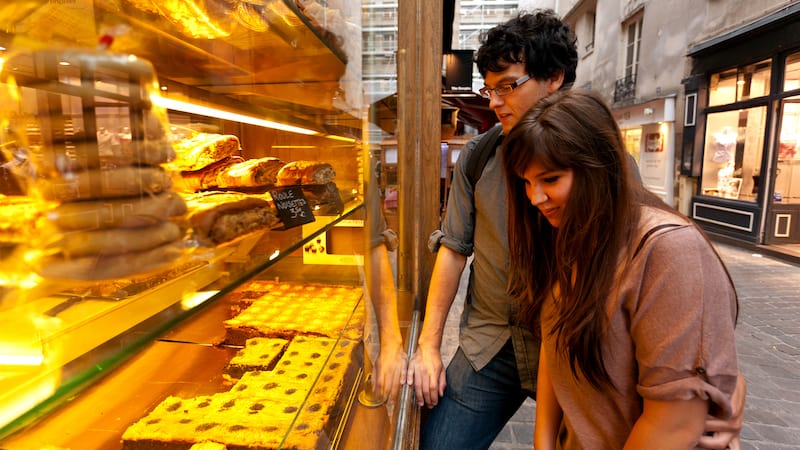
[35,166,172,201]
[36,239,184,281]
[46,191,187,230]
[28,138,175,176]
[48,221,182,258]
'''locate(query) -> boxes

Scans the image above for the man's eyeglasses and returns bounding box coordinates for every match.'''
[479,74,532,99]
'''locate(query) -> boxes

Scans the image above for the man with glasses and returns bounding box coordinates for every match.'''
[407,10,745,449]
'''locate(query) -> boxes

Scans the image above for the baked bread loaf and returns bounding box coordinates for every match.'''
[215,157,285,188]
[276,161,336,186]
[174,156,244,192]
[169,133,241,171]
[183,191,280,245]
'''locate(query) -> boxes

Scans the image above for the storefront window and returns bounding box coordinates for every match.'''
[784,51,800,92]
[701,107,766,201]
[621,128,641,164]
[708,59,771,107]
[775,95,800,204]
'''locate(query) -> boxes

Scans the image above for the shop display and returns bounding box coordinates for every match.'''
[122,335,360,449]
[168,134,242,172]
[215,157,287,189]
[276,161,337,186]
[0,49,192,281]
[174,156,246,192]
[182,190,281,245]
[0,195,42,246]
[223,281,364,344]
[224,337,289,378]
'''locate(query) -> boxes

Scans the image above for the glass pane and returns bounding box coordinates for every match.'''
[784,52,800,92]
[775,95,800,204]
[737,59,771,101]
[701,107,767,202]
[621,128,642,164]
[708,69,738,106]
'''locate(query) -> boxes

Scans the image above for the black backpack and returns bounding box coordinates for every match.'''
[465,124,504,188]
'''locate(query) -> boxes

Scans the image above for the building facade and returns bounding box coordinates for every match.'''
[559,0,800,248]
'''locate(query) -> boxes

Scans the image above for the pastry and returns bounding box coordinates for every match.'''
[174,156,244,192]
[123,335,358,450]
[223,282,364,345]
[276,161,336,186]
[183,191,280,245]
[35,166,172,201]
[215,157,285,188]
[36,239,184,281]
[224,337,289,379]
[45,191,187,231]
[46,221,182,258]
[169,133,241,172]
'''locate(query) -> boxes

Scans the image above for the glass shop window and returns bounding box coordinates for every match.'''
[775,95,800,204]
[784,51,800,92]
[708,59,771,107]
[701,107,767,202]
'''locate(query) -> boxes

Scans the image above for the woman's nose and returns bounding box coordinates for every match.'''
[530,185,547,206]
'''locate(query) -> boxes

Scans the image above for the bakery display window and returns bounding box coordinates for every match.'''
[0,1,410,448]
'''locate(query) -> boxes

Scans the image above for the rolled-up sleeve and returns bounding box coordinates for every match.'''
[430,135,484,256]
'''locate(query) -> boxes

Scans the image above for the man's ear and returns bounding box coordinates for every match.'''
[546,71,566,94]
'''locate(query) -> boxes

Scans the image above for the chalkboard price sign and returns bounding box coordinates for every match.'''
[270,186,316,229]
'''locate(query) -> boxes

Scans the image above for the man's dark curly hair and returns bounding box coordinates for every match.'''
[475,9,578,87]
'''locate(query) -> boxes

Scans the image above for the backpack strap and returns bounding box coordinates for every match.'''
[466,124,504,188]
[632,223,683,259]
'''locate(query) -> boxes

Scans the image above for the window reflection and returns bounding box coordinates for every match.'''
[701,107,767,201]
[776,95,800,204]
[709,60,771,107]
[784,52,800,92]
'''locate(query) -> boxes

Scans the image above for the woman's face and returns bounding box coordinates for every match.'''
[521,161,574,228]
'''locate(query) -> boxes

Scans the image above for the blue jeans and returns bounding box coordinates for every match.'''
[419,339,534,450]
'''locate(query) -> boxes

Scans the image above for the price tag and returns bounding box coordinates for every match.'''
[270,186,316,229]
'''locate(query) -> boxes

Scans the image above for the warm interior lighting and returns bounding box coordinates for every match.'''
[180,290,219,309]
[151,95,320,136]
[0,354,44,366]
[325,134,357,143]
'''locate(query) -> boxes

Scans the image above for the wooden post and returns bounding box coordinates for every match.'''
[397,0,442,309]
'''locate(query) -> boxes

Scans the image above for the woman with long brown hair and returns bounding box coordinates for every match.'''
[502,89,740,449]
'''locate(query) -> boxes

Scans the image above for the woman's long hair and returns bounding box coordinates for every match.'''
[502,90,670,388]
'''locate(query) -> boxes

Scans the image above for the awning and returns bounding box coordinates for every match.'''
[370,91,497,135]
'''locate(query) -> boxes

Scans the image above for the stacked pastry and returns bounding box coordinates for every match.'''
[121,280,364,450]
[121,335,359,449]
[6,51,190,281]
[222,280,365,345]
